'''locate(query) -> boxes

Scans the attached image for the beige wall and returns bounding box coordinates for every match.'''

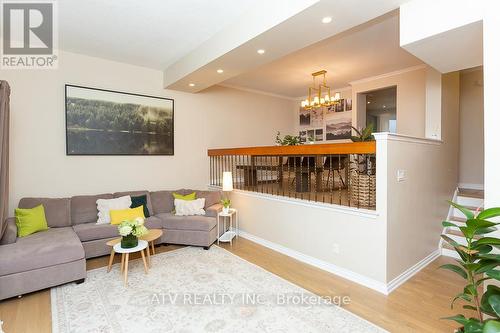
[351,67,427,137]
[385,72,460,281]
[1,51,295,213]
[293,67,428,140]
[230,192,387,285]
[459,68,484,186]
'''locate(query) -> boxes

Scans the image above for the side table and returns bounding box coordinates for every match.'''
[217,208,238,246]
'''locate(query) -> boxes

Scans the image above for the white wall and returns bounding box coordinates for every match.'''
[400,0,483,73]
[399,0,483,46]
[1,51,295,213]
[293,66,429,141]
[459,68,484,187]
[230,191,388,288]
[483,10,500,209]
[380,72,459,282]
[351,66,427,137]
[425,66,442,139]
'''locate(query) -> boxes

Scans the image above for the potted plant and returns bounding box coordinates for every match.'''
[349,123,376,207]
[275,131,303,146]
[440,202,500,333]
[221,198,231,214]
[118,217,149,248]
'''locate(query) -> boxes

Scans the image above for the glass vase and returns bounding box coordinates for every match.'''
[121,234,138,248]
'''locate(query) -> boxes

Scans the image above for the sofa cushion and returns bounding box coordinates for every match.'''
[113,191,154,215]
[144,216,162,229]
[0,227,84,276]
[150,190,175,214]
[205,203,223,218]
[156,213,216,232]
[71,193,113,225]
[18,197,71,228]
[73,216,162,242]
[196,190,222,209]
[73,223,119,242]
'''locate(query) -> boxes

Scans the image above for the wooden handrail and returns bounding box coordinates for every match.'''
[207,141,376,156]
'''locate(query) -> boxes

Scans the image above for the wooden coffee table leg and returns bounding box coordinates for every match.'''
[123,253,129,286]
[140,250,149,274]
[120,253,125,273]
[146,244,151,268]
[107,249,115,273]
[151,240,156,255]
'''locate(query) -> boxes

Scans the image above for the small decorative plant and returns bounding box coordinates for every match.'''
[351,123,375,142]
[440,201,500,333]
[349,123,376,207]
[118,217,149,248]
[275,131,302,146]
[221,198,231,214]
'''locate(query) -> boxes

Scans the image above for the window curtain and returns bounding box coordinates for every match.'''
[0,81,10,239]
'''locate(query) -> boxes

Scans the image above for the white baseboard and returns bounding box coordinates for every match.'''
[386,250,440,293]
[458,183,484,190]
[238,230,441,295]
[441,248,460,259]
[237,230,389,294]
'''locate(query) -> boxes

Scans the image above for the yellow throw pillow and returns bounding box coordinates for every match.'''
[109,206,145,225]
[172,192,196,214]
[173,192,196,201]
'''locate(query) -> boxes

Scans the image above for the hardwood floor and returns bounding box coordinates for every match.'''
[0,238,470,333]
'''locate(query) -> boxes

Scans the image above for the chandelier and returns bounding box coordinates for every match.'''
[301,70,340,110]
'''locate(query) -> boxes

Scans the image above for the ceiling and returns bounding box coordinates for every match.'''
[56,1,419,94]
[223,11,424,98]
[58,0,266,69]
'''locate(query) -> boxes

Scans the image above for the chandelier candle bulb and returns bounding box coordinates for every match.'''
[300,70,341,110]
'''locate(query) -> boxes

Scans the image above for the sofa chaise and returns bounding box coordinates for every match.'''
[0,189,222,300]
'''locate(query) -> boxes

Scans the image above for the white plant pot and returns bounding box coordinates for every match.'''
[222,207,230,214]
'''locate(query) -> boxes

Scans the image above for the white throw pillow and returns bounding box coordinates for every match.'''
[96,195,132,224]
[174,198,206,216]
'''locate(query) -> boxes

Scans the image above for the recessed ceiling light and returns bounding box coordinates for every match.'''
[367,101,371,104]
[217,69,224,74]
[383,105,386,108]
[322,16,332,24]
[188,83,195,87]
[257,49,265,55]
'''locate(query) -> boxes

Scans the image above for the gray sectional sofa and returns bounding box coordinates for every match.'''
[0,189,222,300]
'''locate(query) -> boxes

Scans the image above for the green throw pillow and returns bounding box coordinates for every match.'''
[15,204,49,237]
[173,192,196,201]
[131,195,150,217]
[172,192,196,213]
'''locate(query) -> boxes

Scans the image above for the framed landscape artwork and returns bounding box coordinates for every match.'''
[65,85,174,155]
[325,111,352,140]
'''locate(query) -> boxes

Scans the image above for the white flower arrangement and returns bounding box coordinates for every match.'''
[117,217,149,238]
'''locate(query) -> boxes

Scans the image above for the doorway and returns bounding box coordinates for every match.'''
[358,86,397,133]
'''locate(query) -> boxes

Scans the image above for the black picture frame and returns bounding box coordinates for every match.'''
[65,84,174,156]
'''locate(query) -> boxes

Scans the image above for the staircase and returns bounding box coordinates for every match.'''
[440,188,484,258]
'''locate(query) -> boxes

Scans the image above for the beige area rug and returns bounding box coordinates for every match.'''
[51,246,386,333]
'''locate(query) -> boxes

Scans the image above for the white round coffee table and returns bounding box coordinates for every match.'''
[113,240,149,286]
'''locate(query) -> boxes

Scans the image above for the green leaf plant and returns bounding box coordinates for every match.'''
[440,202,500,332]
[275,131,303,146]
[350,123,375,176]
[350,123,375,142]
